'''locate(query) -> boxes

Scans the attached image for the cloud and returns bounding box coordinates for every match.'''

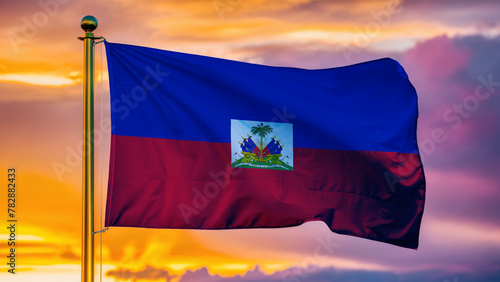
[400,35,500,177]
[0,73,78,86]
[382,0,500,43]
[187,265,390,282]
[103,264,500,282]
[60,246,80,261]
[106,265,177,282]
[2,0,497,82]
[404,35,471,88]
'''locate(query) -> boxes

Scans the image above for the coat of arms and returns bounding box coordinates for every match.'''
[231,120,293,170]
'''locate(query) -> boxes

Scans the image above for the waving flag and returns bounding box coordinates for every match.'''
[104,41,425,248]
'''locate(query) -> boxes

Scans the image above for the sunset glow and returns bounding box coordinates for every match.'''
[0,74,77,87]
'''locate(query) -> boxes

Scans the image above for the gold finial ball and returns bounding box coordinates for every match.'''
[81,15,98,32]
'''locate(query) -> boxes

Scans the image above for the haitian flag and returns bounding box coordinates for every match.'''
[104,41,425,249]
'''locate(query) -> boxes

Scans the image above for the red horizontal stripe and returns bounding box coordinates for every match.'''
[106,135,425,248]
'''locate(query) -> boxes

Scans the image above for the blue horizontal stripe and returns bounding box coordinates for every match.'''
[105,42,420,153]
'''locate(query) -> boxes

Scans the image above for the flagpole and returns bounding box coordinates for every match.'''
[79,15,99,282]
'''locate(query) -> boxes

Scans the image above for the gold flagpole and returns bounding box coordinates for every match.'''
[78,15,100,282]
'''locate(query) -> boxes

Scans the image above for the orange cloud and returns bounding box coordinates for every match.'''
[0,73,77,87]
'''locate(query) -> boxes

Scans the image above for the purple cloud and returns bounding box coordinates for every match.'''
[107,264,500,282]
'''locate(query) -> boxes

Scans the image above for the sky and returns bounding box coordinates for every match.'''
[0,0,500,281]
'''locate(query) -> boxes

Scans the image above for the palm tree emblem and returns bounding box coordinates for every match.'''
[251,123,273,155]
